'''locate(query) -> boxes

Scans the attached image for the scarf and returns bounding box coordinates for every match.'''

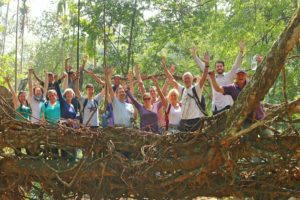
[33,95,45,103]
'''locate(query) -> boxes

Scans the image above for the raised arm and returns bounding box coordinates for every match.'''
[79,55,88,72]
[75,71,81,99]
[4,77,18,109]
[209,70,224,94]
[125,89,142,111]
[151,77,168,108]
[32,70,43,85]
[43,70,49,95]
[56,73,66,84]
[127,70,134,94]
[191,46,206,72]
[134,64,146,95]
[54,80,65,105]
[228,41,245,78]
[162,64,175,95]
[85,69,105,86]
[162,79,170,96]
[199,52,210,88]
[64,57,71,72]
[62,72,68,91]
[78,55,88,90]
[162,57,179,89]
[104,67,115,102]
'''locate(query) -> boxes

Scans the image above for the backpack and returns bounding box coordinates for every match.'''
[80,98,99,124]
[165,104,172,131]
[102,103,113,128]
[181,87,208,116]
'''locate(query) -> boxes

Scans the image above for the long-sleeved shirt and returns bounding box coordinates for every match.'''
[194,52,243,111]
[67,69,84,91]
[54,82,76,119]
[126,90,159,133]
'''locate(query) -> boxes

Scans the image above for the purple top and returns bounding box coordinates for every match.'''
[126,90,160,133]
[223,83,265,120]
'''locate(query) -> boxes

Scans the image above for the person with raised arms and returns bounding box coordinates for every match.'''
[163,53,210,132]
[28,69,48,123]
[191,41,245,115]
[32,70,65,91]
[150,76,182,133]
[123,67,161,133]
[134,64,171,131]
[75,69,105,128]
[208,69,265,125]
[53,73,77,123]
[5,76,32,156]
[4,76,31,122]
[65,55,88,91]
[105,67,135,128]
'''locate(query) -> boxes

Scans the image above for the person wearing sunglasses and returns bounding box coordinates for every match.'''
[134,64,171,132]
[126,81,160,133]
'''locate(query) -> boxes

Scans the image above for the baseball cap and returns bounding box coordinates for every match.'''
[114,74,121,79]
[236,69,247,74]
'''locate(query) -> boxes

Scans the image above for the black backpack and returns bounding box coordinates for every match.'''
[181,87,208,116]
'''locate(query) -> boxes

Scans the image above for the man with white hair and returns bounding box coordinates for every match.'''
[162,53,210,132]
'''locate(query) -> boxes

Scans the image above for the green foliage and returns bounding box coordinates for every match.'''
[0,54,15,84]
[0,0,299,103]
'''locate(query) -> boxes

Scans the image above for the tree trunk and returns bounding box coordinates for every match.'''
[125,0,138,75]
[1,1,10,56]
[20,0,27,74]
[14,0,20,92]
[218,5,300,139]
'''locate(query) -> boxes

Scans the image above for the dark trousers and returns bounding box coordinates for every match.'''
[178,118,201,132]
[212,105,231,115]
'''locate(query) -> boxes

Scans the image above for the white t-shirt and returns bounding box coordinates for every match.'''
[151,100,165,127]
[211,74,234,111]
[112,97,134,127]
[178,83,204,120]
[151,101,162,113]
[28,95,45,123]
[80,93,102,126]
[168,104,182,126]
[194,52,242,111]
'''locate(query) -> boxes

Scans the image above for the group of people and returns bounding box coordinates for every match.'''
[5,42,266,136]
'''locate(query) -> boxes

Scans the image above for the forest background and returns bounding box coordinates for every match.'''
[0,0,299,111]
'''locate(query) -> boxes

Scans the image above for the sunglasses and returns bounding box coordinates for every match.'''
[143,98,151,101]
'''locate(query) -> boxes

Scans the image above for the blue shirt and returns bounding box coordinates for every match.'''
[55,82,76,119]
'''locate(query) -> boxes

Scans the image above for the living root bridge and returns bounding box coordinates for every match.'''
[0,96,299,199]
[1,2,300,199]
